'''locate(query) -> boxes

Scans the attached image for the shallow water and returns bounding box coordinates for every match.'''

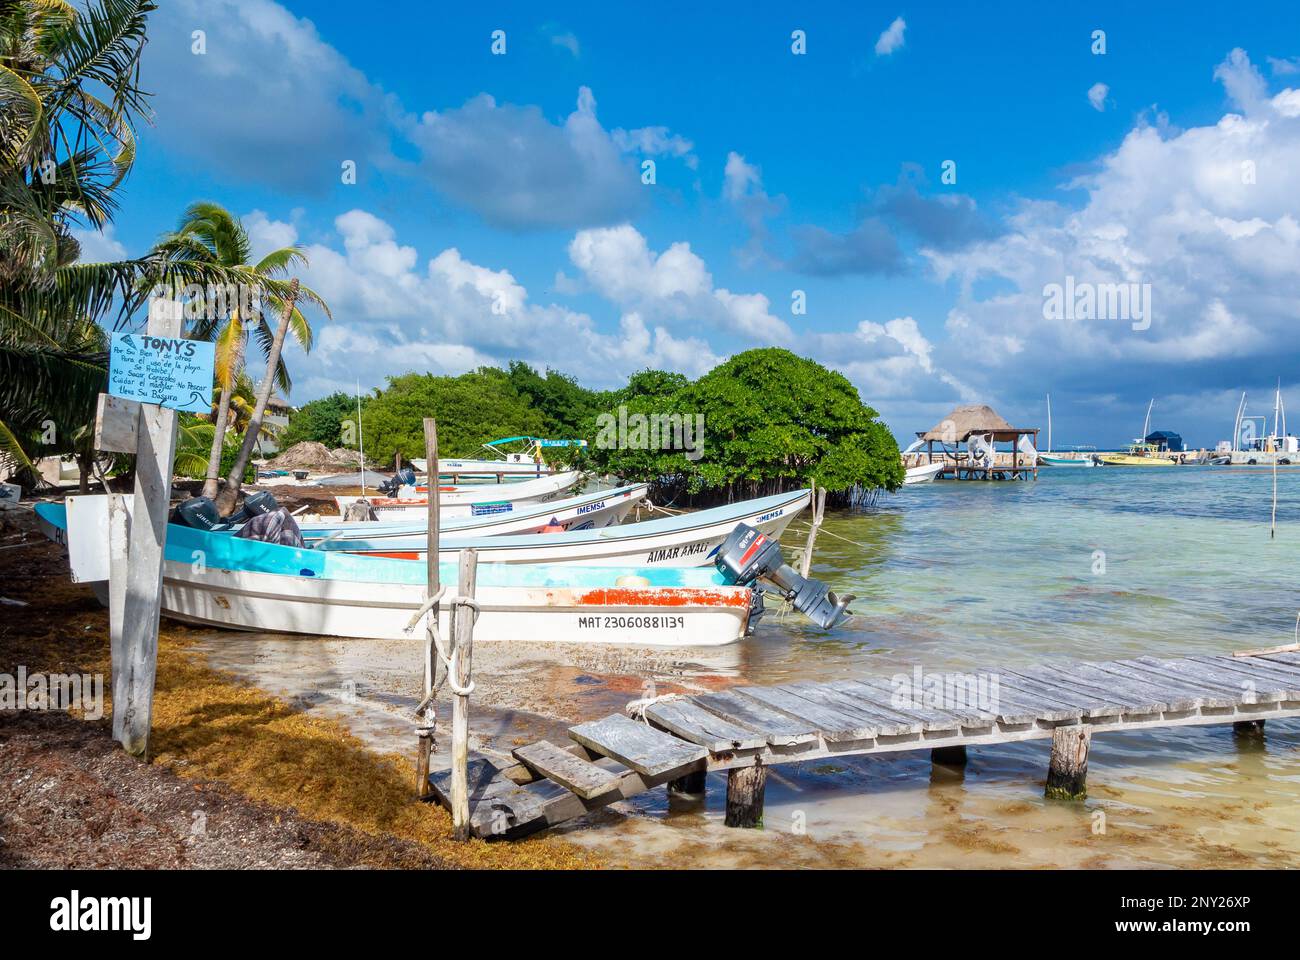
[197,465,1300,867]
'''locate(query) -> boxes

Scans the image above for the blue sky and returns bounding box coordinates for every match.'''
[86,1,1300,447]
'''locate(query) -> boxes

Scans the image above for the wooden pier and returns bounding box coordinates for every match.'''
[427,651,1300,839]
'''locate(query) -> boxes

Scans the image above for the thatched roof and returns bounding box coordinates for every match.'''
[917,404,1032,442]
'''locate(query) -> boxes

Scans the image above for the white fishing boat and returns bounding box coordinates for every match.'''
[307,489,811,566]
[334,471,582,521]
[409,436,586,480]
[903,462,943,484]
[37,502,753,646]
[307,483,647,537]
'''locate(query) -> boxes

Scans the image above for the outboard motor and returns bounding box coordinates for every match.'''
[714,523,854,629]
[378,466,417,496]
[173,491,281,532]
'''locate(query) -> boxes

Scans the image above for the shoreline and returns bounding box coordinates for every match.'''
[0,514,596,870]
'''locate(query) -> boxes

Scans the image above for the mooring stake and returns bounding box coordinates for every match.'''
[725,759,767,828]
[415,418,440,799]
[1045,726,1092,800]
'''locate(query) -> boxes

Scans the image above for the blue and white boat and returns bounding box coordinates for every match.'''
[35,501,756,646]
[308,483,648,538]
[304,489,811,567]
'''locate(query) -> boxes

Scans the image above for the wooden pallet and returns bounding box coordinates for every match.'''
[426,652,1300,839]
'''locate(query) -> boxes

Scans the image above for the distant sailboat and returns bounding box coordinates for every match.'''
[1038,393,1097,466]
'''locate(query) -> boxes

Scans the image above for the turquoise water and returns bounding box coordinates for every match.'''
[564,465,1300,867]
[744,464,1300,679]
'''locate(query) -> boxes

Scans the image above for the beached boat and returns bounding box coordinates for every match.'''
[35,502,755,646]
[903,462,944,484]
[409,436,586,480]
[334,471,582,521]
[308,483,647,538]
[307,489,811,566]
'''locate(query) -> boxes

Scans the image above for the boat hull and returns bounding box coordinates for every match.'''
[903,463,944,484]
[100,563,751,646]
[334,471,582,520]
[1098,454,1175,466]
[304,484,647,539]
[1040,454,1095,467]
[315,489,812,566]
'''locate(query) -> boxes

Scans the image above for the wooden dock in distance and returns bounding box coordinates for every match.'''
[425,651,1300,840]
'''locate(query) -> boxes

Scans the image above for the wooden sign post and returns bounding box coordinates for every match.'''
[114,304,184,759]
[416,418,441,797]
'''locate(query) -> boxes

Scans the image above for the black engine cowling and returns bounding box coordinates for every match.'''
[714,523,854,630]
[173,490,281,532]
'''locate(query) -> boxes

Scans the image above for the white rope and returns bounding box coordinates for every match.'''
[409,588,482,709]
[625,692,683,722]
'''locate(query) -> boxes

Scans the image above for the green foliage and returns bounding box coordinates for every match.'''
[584,348,904,500]
[361,368,547,466]
[505,361,610,437]
[280,392,359,449]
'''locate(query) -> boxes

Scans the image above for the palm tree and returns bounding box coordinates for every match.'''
[0,0,279,486]
[148,202,329,498]
[215,280,298,515]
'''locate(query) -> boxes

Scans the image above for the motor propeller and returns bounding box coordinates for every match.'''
[714,522,854,629]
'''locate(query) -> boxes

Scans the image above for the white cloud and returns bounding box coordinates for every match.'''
[282,211,729,398]
[243,210,300,259]
[72,224,127,262]
[550,31,580,57]
[568,224,793,343]
[145,0,394,191]
[723,151,762,201]
[921,49,1300,407]
[1087,82,1109,112]
[875,17,906,57]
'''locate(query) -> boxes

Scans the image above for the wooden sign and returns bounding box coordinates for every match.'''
[94,392,141,454]
[107,331,215,413]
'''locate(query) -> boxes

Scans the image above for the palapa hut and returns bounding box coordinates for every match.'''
[915,404,1040,480]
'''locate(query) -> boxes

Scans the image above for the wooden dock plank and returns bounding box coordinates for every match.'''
[781,682,925,736]
[1133,657,1288,703]
[1062,661,1205,711]
[1090,660,1239,709]
[735,685,879,741]
[1023,663,1177,712]
[691,689,820,745]
[830,678,1001,730]
[993,670,1125,719]
[512,740,626,800]
[569,714,706,777]
[1257,651,1300,669]
[638,698,769,752]
[1185,656,1300,699]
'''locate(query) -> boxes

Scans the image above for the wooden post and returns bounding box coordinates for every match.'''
[450,548,478,841]
[725,760,767,828]
[799,484,826,580]
[106,493,129,741]
[117,305,183,759]
[1045,725,1092,800]
[931,745,968,767]
[1233,719,1266,738]
[667,769,708,798]
[416,419,440,798]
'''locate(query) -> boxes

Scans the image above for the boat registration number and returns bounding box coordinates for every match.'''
[577,615,686,630]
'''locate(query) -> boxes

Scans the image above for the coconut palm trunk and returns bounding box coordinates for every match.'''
[215,281,298,516]
[201,382,231,499]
